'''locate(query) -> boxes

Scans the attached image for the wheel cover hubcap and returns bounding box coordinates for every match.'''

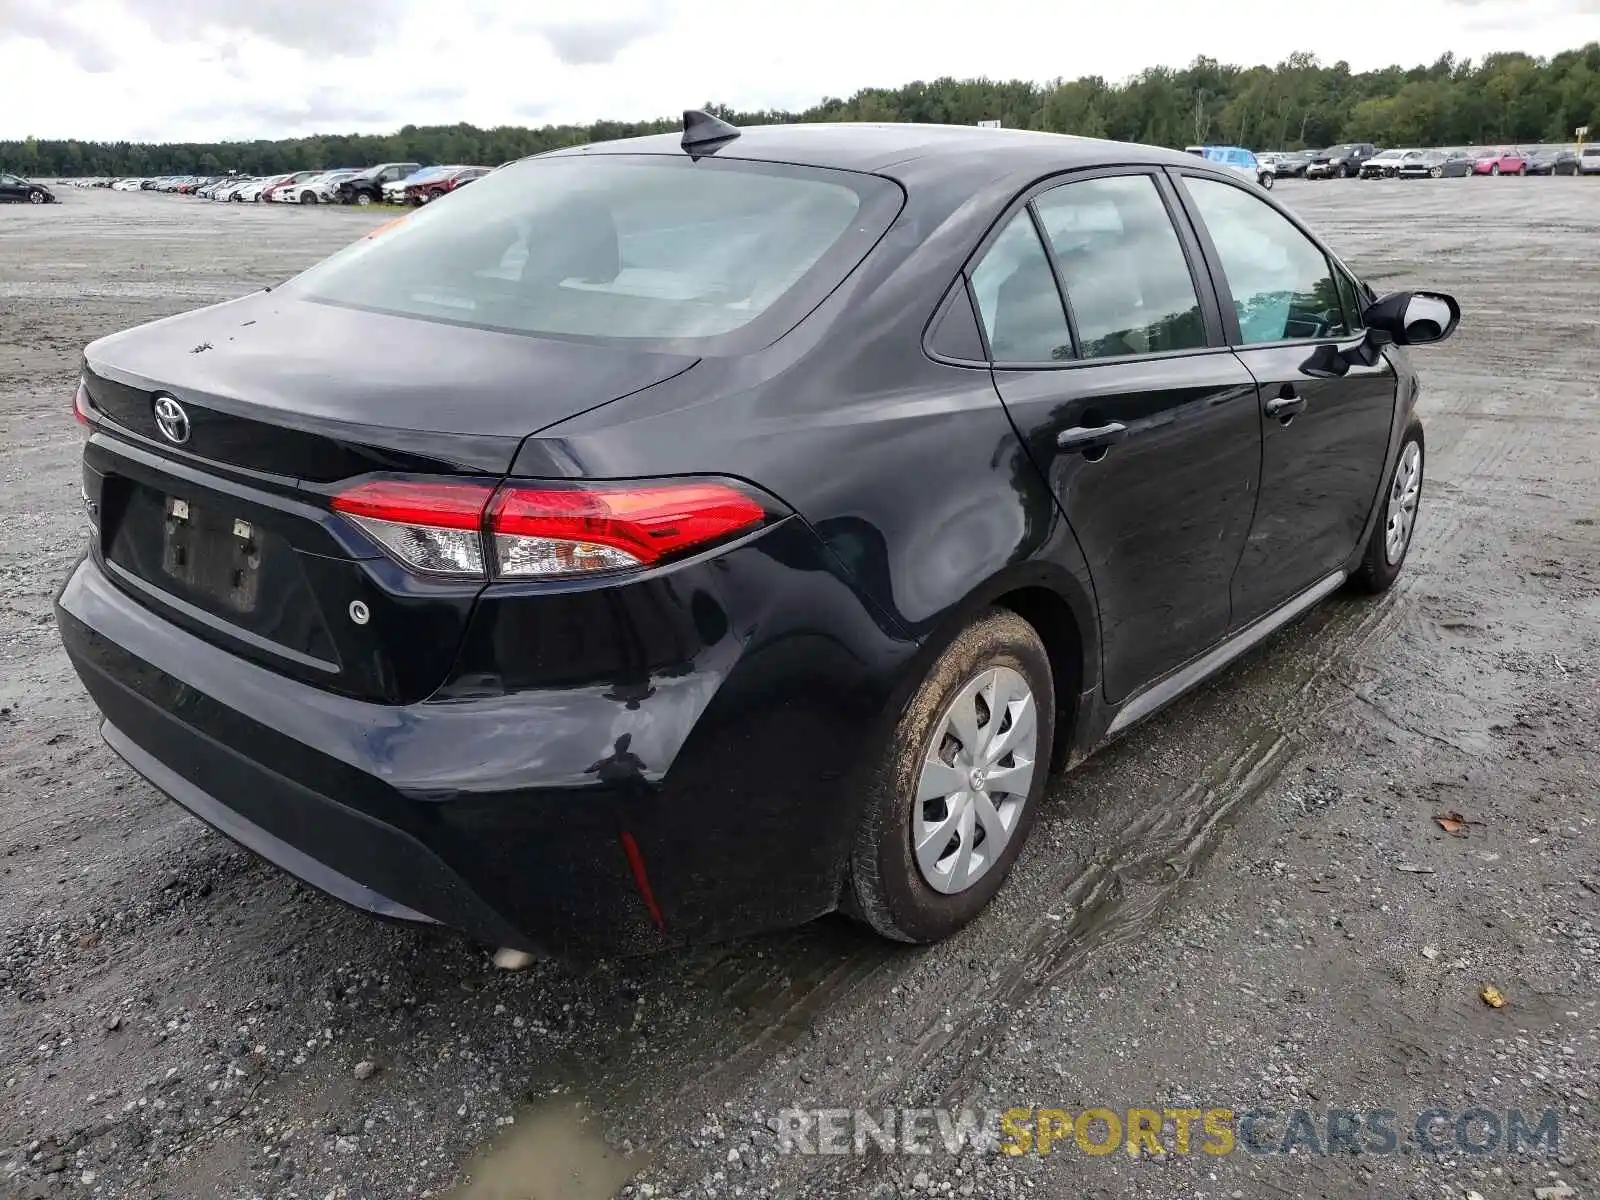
[913,666,1038,895]
[1384,441,1423,565]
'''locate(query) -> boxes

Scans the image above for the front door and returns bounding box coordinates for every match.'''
[975,170,1263,702]
[1174,172,1397,625]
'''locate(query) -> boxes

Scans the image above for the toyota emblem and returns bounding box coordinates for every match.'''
[152,395,191,445]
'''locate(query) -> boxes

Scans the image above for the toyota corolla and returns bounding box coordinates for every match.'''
[56,114,1459,960]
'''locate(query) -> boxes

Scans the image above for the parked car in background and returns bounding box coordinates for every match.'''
[1580,145,1600,175]
[1306,143,1378,178]
[336,163,422,206]
[1258,150,1312,178]
[1184,145,1275,188]
[1359,149,1421,178]
[0,172,56,203]
[1398,149,1474,179]
[237,175,288,202]
[55,117,1461,960]
[383,165,458,204]
[213,178,255,202]
[1473,148,1527,175]
[275,170,360,204]
[262,171,319,202]
[406,165,491,204]
[1524,147,1578,176]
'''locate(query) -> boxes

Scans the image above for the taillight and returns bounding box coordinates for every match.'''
[331,480,492,576]
[331,478,777,580]
[73,379,92,428]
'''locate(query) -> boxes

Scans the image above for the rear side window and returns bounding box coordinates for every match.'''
[970,213,1073,362]
[285,155,897,347]
[1182,177,1349,345]
[1033,175,1207,359]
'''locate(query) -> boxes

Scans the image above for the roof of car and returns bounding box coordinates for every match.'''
[545,122,1202,176]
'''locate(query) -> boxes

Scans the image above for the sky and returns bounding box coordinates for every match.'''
[1,0,1597,142]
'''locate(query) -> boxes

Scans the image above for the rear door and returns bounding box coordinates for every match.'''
[978,168,1262,702]
[0,173,24,201]
[1171,170,1396,627]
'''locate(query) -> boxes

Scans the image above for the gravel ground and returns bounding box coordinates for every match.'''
[0,179,1596,1200]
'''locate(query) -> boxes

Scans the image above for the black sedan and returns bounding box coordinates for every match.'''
[0,172,55,203]
[1525,148,1578,176]
[56,115,1459,960]
[1398,150,1475,179]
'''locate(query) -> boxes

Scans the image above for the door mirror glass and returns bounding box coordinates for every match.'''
[1361,289,1460,345]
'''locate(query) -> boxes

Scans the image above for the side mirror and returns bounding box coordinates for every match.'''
[1361,290,1461,346]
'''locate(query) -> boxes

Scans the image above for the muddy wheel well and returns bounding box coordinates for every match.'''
[994,586,1083,771]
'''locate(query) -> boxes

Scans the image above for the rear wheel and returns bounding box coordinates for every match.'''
[847,608,1054,943]
[1353,420,1424,594]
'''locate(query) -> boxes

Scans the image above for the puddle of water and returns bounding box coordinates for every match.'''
[447,1101,647,1200]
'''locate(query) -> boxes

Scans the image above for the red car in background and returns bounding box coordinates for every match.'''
[404,165,491,205]
[1473,148,1528,175]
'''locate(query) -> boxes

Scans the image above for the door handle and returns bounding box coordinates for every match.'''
[1057,421,1128,454]
[1264,385,1307,421]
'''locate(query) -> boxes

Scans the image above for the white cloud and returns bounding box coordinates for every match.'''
[1,0,1596,141]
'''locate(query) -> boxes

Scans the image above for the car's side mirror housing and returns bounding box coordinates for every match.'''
[1361,290,1461,346]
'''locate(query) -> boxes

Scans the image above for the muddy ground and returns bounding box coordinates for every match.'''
[0,180,1596,1200]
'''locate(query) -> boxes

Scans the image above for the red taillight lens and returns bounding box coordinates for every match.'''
[73,379,92,427]
[331,477,774,580]
[332,479,494,576]
[488,482,767,578]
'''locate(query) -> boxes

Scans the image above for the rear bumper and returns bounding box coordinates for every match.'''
[56,524,912,958]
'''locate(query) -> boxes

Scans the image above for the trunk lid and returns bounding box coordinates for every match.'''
[81,293,697,703]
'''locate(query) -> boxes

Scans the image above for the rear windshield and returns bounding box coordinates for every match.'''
[285,154,900,348]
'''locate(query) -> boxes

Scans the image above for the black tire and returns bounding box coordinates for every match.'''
[300,191,316,204]
[1353,419,1425,594]
[354,191,373,207]
[1430,167,1443,179]
[846,608,1055,943]
[1336,163,1350,179]
[1259,172,1274,190]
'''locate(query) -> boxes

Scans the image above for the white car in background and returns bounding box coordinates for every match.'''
[235,175,286,202]
[277,169,360,204]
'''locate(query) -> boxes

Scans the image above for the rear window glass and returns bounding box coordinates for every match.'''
[285,155,897,346]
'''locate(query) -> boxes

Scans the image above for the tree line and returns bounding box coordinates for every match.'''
[5,44,1598,178]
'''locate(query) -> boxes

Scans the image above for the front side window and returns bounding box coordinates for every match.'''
[1182,176,1348,345]
[286,155,894,346]
[1033,175,1207,359]
[969,212,1072,363]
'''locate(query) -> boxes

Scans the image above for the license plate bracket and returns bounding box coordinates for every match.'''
[162,495,264,613]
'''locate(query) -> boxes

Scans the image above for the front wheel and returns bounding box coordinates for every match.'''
[28,190,45,204]
[300,191,316,204]
[1430,167,1443,179]
[1259,172,1274,190]
[1490,164,1501,176]
[355,191,373,207]
[1353,421,1424,593]
[847,608,1054,943]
